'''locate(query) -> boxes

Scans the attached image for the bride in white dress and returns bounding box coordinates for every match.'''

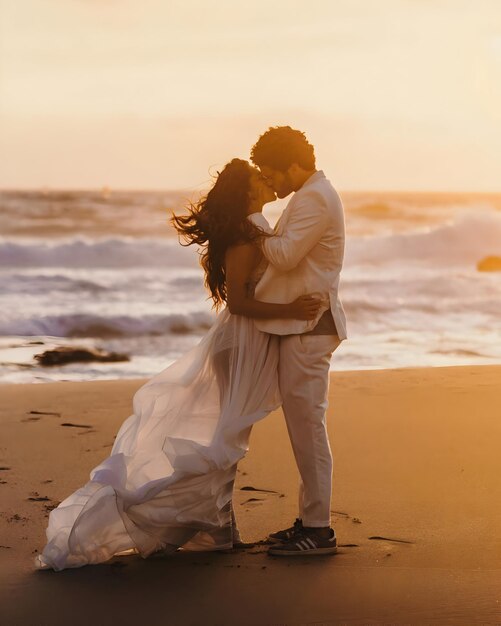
[35,159,321,571]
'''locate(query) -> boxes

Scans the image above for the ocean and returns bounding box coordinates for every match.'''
[1,188,500,383]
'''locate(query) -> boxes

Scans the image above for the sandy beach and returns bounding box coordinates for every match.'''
[1,365,501,625]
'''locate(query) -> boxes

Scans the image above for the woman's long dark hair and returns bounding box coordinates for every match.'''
[171,159,263,309]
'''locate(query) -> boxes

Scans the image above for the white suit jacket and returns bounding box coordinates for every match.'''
[248,170,347,339]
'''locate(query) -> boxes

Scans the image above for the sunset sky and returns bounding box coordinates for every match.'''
[1,0,500,191]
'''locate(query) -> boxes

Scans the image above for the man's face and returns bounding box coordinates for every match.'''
[258,165,294,199]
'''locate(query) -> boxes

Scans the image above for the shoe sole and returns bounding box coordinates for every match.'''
[268,546,338,557]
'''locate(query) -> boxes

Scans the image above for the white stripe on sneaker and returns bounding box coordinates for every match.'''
[305,537,317,549]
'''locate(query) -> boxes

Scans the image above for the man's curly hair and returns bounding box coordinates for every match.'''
[250,126,316,172]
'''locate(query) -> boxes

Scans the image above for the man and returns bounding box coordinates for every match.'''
[248,126,347,556]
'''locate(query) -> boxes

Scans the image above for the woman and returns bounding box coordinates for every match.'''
[35,159,321,571]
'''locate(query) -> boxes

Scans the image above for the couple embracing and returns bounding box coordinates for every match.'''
[35,126,347,571]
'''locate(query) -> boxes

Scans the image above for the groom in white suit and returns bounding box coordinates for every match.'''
[248,126,347,556]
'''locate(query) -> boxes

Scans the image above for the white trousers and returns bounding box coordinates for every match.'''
[278,333,341,527]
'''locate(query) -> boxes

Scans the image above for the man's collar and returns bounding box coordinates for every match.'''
[300,170,325,190]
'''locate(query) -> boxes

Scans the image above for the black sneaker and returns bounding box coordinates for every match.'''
[268,528,337,556]
[268,518,303,543]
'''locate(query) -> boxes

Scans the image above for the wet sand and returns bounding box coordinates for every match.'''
[1,366,501,625]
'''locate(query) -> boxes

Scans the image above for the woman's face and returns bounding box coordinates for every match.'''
[248,168,276,210]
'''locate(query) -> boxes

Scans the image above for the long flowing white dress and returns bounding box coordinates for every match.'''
[35,262,281,571]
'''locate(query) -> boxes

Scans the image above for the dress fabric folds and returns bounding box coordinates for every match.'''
[35,282,280,570]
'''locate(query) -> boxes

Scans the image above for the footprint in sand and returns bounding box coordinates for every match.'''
[239,485,279,494]
[368,536,414,544]
[0,467,10,483]
[7,514,28,523]
[28,490,52,502]
[331,510,350,518]
[241,497,265,506]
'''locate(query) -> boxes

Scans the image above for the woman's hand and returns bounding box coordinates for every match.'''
[289,295,322,320]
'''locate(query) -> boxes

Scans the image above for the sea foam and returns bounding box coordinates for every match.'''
[2,212,500,270]
[345,212,501,266]
[0,237,196,269]
[0,311,214,338]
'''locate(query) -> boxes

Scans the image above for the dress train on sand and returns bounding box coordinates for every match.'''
[35,281,280,570]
